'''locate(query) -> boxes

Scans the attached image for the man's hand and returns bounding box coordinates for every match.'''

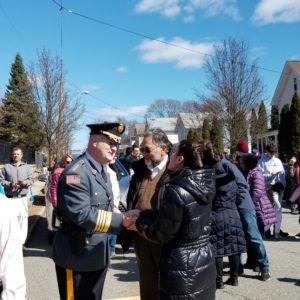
[122,209,141,231]
[18,181,28,188]
[11,182,20,189]
[271,171,280,177]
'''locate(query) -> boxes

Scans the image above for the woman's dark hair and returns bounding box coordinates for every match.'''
[176,140,217,169]
[240,153,258,171]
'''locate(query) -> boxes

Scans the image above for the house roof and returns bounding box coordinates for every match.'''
[135,123,145,135]
[146,117,177,132]
[178,113,203,128]
[272,61,300,106]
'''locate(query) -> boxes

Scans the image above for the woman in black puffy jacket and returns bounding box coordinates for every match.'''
[134,140,217,300]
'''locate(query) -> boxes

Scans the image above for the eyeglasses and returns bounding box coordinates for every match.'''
[66,161,72,164]
[140,146,160,154]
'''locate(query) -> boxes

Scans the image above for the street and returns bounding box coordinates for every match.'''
[24,204,300,300]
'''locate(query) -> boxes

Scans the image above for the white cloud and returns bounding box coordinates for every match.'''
[185,0,240,20]
[252,0,300,25]
[116,66,128,73]
[250,46,267,59]
[93,105,149,121]
[136,37,216,69]
[135,0,181,17]
[81,83,101,92]
[135,0,240,20]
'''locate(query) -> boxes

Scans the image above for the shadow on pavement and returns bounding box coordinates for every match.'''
[278,277,300,286]
[24,217,53,259]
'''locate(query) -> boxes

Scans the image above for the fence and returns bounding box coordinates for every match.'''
[0,139,42,165]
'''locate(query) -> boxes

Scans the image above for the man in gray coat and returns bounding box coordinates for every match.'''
[0,147,33,244]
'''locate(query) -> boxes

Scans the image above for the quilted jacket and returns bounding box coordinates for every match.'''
[247,166,277,226]
[136,167,216,300]
[210,160,246,257]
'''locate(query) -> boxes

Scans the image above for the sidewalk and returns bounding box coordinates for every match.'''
[27,180,46,242]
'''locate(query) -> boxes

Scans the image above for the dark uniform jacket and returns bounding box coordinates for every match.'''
[52,153,123,272]
[136,168,217,300]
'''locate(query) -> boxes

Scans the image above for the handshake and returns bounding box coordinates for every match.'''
[122,209,141,231]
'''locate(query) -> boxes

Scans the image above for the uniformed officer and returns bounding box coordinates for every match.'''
[52,122,127,300]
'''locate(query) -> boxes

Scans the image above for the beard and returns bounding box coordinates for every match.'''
[145,157,162,169]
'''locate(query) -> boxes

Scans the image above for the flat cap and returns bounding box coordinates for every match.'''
[87,122,125,144]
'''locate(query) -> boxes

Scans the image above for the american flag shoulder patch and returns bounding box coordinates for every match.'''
[66,174,81,184]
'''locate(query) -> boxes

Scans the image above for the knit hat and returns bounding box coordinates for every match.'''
[236,140,249,153]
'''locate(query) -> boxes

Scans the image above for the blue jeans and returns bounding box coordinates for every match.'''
[109,234,117,253]
[240,210,269,271]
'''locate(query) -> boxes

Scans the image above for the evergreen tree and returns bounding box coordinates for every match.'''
[210,116,224,154]
[278,104,291,160]
[187,128,200,141]
[250,108,258,147]
[257,101,268,133]
[202,119,210,141]
[271,105,279,130]
[289,92,300,156]
[0,53,43,150]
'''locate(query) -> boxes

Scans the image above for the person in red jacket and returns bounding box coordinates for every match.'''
[50,154,73,208]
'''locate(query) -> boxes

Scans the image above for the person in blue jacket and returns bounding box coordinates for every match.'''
[221,156,271,281]
[52,122,129,300]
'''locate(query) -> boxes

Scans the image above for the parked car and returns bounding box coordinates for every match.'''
[44,158,131,243]
[113,159,131,212]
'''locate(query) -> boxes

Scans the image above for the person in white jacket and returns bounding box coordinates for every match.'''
[0,194,26,300]
[106,162,121,256]
[258,143,288,238]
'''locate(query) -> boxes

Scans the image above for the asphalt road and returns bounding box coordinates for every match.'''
[24,205,300,300]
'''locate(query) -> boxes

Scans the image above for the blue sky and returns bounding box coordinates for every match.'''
[1,0,300,151]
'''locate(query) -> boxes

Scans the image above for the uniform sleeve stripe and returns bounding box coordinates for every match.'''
[101,211,112,233]
[95,210,104,232]
[94,210,102,232]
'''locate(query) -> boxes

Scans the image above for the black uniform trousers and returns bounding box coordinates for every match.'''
[55,264,108,300]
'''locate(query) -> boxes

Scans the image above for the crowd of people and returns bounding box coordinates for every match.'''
[0,125,300,299]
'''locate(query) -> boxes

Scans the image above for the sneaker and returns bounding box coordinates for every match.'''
[291,208,298,215]
[279,230,289,237]
[260,271,271,281]
[264,229,273,239]
[225,277,239,286]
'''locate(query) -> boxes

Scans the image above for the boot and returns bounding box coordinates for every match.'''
[225,276,239,286]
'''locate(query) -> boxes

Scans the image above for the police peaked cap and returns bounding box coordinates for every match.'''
[87,122,125,144]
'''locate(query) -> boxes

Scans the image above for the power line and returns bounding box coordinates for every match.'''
[50,0,286,76]
[0,2,23,41]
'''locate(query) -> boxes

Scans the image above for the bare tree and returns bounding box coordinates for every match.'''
[201,37,265,148]
[145,99,182,118]
[29,48,83,161]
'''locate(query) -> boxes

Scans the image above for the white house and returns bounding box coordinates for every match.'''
[176,113,203,141]
[271,61,300,110]
[146,117,179,144]
[257,61,300,154]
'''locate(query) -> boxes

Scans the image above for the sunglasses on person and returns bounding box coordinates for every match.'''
[140,145,160,154]
[66,160,72,164]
